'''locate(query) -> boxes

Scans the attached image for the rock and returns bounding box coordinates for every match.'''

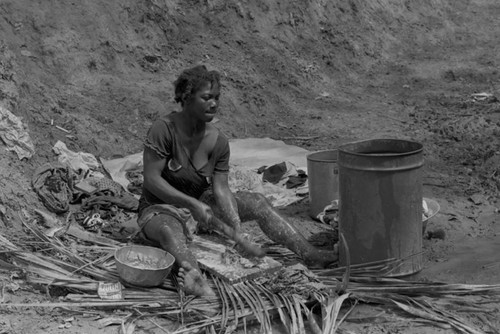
[426,228,446,240]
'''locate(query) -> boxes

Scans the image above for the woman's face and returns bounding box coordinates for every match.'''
[185,81,220,123]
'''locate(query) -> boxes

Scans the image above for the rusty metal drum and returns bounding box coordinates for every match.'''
[338,139,424,276]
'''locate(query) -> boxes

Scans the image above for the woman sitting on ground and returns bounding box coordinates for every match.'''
[138,65,338,297]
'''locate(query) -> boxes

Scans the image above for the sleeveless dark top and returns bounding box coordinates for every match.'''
[138,115,230,215]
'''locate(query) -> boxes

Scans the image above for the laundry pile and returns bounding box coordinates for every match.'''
[31,138,311,240]
[31,141,139,238]
[227,161,308,207]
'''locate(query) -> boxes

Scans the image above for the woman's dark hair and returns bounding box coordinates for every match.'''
[173,65,221,105]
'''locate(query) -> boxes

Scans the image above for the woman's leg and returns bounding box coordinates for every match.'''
[234,191,338,268]
[199,193,265,257]
[142,214,215,296]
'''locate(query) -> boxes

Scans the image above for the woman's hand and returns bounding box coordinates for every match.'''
[190,201,215,226]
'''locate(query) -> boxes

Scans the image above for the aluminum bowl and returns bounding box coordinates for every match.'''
[114,245,175,287]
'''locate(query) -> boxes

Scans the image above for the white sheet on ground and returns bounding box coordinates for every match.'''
[101,152,143,192]
[100,138,311,207]
[229,137,309,170]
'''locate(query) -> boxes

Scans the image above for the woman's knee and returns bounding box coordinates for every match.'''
[143,214,185,243]
[235,192,272,221]
[237,191,269,206]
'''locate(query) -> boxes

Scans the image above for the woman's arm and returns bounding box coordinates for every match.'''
[212,172,241,231]
[143,147,213,223]
[211,172,264,257]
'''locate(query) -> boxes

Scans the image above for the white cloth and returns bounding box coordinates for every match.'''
[52,140,100,173]
[0,106,35,160]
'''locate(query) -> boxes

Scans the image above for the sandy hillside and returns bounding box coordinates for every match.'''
[1,0,500,333]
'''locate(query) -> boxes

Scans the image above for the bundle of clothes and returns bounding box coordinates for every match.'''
[31,141,314,239]
[31,141,141,239]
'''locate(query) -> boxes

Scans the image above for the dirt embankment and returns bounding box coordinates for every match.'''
[0,0,470,230]
[3,1,500,333]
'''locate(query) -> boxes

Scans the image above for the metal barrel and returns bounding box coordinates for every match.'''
[306,150,339,220]
[338,139,423,277]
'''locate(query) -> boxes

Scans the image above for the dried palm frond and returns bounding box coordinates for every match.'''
[313,257,405,278]
[317,293,351,334]
[2,219,500,334]
[353,292,486,334]
[338,277,500,297]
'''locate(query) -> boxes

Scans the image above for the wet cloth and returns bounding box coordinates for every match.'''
[32,163,74,214]
[285,171,307,189]
[138,115,230,213]
[137,204,198,242]
[261,162,288,184]
[260,161,301,187]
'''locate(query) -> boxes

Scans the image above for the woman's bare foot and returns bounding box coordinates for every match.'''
[303,245,339,269]
[234,236,266,258]
[178,261,216,297]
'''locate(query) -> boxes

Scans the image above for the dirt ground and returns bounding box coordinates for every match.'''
[1,0,500,333]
